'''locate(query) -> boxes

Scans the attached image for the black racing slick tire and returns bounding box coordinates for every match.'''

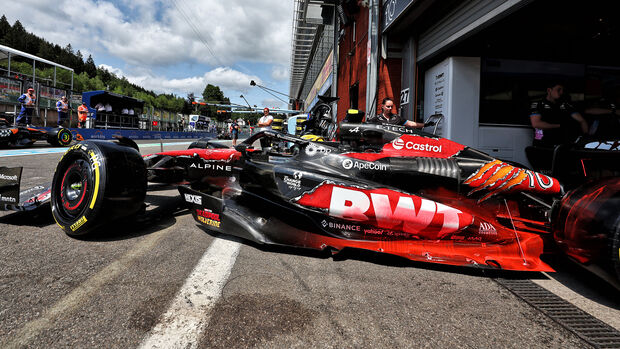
[612,224,620,281]
[47,127,73,146]
[51,140,147,236]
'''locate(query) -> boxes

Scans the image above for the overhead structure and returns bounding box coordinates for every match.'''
[0,44,74,89]
[289,0,324,104]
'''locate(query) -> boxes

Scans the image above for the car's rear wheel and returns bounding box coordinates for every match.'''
[51,141,146,236]
[611,223,620,280]
[47,127,73,146]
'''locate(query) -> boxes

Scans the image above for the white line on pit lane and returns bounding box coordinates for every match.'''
[0,142,193,158]
[138,237,241,349]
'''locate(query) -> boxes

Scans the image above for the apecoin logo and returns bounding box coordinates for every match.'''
[342,159,354,169]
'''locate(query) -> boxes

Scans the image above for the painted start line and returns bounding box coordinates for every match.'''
[0,141,194,158]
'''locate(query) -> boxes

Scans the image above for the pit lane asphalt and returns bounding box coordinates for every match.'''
[0,139,617,348]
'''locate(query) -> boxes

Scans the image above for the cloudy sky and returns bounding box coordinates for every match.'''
[2,0,294,109]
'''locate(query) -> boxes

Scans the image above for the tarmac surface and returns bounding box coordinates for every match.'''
[0,138,618,348]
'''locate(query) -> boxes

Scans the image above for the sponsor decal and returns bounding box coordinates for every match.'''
[464,160,561,201]
[320,219,361,232]
[305,144,332,156]
[348,126,361,133]
[0,167,22,204]
[0,174,18,181]
[91,132,106,139]
[70,216,88,231]
[196,208,221,228]
[342,159,387,171]
[478,222,498,235]
[283,172,303,190]
[189,162,232,172]
[0,194,17,203]
[89,153,102,171]
[296,184,473,238]
[379,125,417,134]
[342,159,353,169]
[392,138,443,152]
[363,228,409,237]
[375,134,464,160]
[184,193,202,205]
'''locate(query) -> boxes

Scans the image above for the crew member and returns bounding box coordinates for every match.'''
[257,108,274,129]
[530,82,589,147]
[230,120,239,146]
[56,96,70,127]
[366,98,428,128]
[77,102,89,128]
[16,88,36,125]
[257,108,274,149]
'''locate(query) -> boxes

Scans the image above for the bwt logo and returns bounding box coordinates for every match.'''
[392,138,443,152]
[184,193,202,205]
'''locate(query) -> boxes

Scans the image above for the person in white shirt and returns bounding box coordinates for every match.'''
[258,108,273,130]
[257,107,274,149]
[121,108,129,115]
[104,103,112,112]
[94,102,105,112]
[128,109,135,115]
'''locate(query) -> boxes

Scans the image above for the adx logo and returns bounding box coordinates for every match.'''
[392,138,443,152]
[184,193,202,205]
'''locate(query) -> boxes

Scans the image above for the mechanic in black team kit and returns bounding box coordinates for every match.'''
[529,81,589,147]
[366,97,427,128]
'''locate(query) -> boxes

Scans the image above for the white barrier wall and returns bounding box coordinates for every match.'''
[424,56,533,167]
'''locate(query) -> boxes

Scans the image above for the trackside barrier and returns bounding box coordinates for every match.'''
[41,128,227,141]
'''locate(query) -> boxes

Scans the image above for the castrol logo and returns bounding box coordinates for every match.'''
[392,138,443,152]
[392,138,405,150]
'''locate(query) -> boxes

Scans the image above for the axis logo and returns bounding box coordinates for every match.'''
[184,193,202,205]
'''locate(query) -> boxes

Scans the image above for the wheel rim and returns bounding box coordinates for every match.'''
[58,130,71,145]
[59,159,92,216]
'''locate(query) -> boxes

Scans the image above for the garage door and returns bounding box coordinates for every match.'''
[417,0,532,62]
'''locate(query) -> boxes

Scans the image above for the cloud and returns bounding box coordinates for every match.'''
[2,0,293,67]
[261,99,285,109]
[2,0,293,97]
[271,65,290,81]
[99,64,260,97]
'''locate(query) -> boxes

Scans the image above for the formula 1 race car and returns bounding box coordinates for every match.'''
[47,123,608,276]
[0,118,72,148]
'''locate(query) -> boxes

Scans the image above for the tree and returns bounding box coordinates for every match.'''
[84,55,97,78]
[202,84,225,103]
[0,15,11,42]
[74,50,84,74]
[4,20,26,49]
[202,84,230,120]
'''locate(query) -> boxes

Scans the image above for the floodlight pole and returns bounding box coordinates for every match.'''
[240,94,252,109]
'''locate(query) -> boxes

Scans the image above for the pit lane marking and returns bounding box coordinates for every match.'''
[0,142,194,158]
[138,236,241,349]
[0,221,175,349]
